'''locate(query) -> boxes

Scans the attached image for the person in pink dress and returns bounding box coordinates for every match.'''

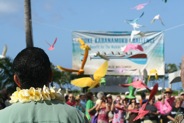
[95,93,110,123]
[156,89,174,123]
[154,95,172,115]
[112,96,125,123]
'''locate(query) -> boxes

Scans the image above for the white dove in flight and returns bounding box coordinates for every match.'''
[0,44,8,59]
[151,14,165,26]
[130,30,145,42]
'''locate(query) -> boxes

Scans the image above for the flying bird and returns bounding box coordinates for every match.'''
[119,80,151,91]
[130,30,145,42]
[57,38,90,75]
[119,79,158,93]
[132,0,150,10]
[0,44,7,59]
[132,3,148,10]
[129,83,158,121]
[151,14,165,26]
[71,61,108,89]
[125,12,144,30]
[121,43,144,53]
[46,37,57,50]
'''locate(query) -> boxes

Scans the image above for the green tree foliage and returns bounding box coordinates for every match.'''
[165,63,178,74]
[0,57,16,91]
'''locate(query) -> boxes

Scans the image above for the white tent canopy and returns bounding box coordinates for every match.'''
[168,70,181,84]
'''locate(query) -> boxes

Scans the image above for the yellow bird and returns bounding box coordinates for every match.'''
[71,61,108,89]
[148,69,158,82]
[57,38,90,75]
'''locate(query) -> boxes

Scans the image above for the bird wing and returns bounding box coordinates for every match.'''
[57,65,80,73]
[71,61,108,89]
[88,80,100,89]
[133,110,149,121]
[2,44,7,57]
[133,102,149,121]
[151,18,156,24]
[78,38,88,50]
[93,61,108,84]
[136,12,144,21]
[131,30,141,42]
[80,47,90,70]
[125,12,144,25]
[71,77,94,88]
[148,83,158,102]
[135,44,144,51]
[151,15,159,24]
[159,16,165,26]
[46,41,51,46]
[132,81,147,89]
[78,38,91,50]
[138,32,145,37]
[52,37,57,46]
[78,38,85,46]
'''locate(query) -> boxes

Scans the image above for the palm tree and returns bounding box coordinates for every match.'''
[24,0,34,47]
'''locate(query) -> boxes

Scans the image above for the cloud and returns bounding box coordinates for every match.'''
[0,1,20,14]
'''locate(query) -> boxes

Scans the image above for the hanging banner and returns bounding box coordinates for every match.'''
[72,31,164,76]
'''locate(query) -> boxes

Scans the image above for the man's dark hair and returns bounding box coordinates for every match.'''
[13,47,52,89]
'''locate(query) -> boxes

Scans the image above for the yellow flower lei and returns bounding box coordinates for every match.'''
[10,85,64,103]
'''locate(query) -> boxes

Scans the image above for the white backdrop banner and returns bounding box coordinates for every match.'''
[72,31,164,75]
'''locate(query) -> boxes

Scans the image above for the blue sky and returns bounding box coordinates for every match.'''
[0,0,184,69]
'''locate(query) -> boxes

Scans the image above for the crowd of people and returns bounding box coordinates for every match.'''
[63,89,184,123]
[0,47,184,123]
